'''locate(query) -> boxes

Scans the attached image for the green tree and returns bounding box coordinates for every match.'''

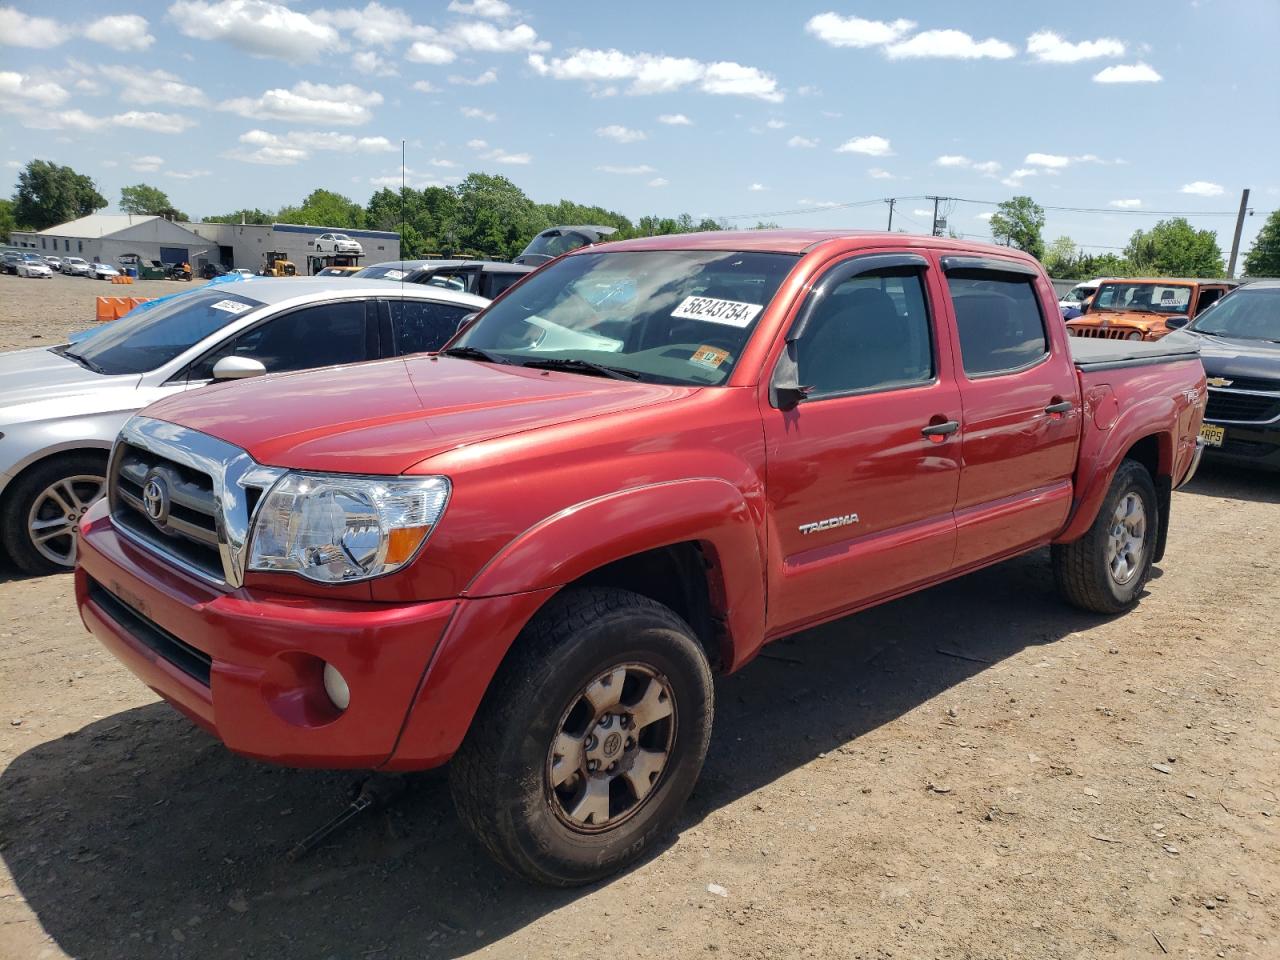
[0,199,16,242]
[201,208,274,224]
[277,189,366,228]
[451,173,548,259]
[1076,252,1134,278]
[1043,235,1082,278]
[1242,209,1280,277]
[989,196,1046,260]
[12,159,106,230]
[120,183,187,220]
[1124,218,1223,277]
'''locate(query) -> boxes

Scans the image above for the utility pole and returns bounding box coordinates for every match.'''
[886,197,895,231]
[1226,187,1250,278]
[925,196,947,236]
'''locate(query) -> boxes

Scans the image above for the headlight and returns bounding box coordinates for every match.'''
[1127,331,1143,341]
[247,473,450,582]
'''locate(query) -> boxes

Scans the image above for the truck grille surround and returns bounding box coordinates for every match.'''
[1068,326,1138,340]
[1204,388,1280,425]
[108,417,285,587]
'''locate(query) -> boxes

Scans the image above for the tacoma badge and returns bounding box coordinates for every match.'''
[799,513,860,535]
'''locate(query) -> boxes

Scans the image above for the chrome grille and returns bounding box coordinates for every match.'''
[1068,326,1136,340]
[113,442,223,578]
[1204,389,1280,424]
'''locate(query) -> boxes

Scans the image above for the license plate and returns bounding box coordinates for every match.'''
[1199,423,1225,447]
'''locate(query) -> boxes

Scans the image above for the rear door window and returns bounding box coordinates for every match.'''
[946,273,1049,377]
[388,299,473,356]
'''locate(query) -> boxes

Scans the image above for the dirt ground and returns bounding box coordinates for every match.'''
[0,271,209,350]
[0,276,1277,959]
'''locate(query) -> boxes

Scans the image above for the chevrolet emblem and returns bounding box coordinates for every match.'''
[1205,377,1233,388]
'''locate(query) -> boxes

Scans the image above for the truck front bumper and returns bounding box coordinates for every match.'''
[76,506,462,769]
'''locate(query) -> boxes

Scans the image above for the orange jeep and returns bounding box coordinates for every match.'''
[1066,278,1236,341]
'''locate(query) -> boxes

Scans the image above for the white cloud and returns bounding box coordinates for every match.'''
[1109,198,1142,208]
[481,148,530,164]
[219,82,381,126]
[835,135,892,156]
[748,183,766,191]
[169,0,344,64]
[798,199,843,209]
[0,8,69,47]
[447,0,515,17]
[973,160,1002,175]
[352,50,398,76]
[597,123,646,143]
[460,106,496,121]
[976,211,995,222]
[165,169,211,180]
[528,48,782,101]
[935,154,971,167]
[912,208,933,217]
[805,12,915,48]
[0,71,69,108]
[787,135,818,148]
[83,14,154,51]
[648,177,669,187]
[658,113,692,125]
[1180,181,1224,197]
[466,138,488,149]
[1025,152,1071,168]
[111,111,198,134]
[98,65,205,106]
[765,119,787,129]
[448,21,547,53]
[316,2,437,47]
[1026,30,1123,63]
[411,80,438,93]
[1093,62,1162,83]
[130,155,164,172]
[449,68,498,86]
[242,128,397,154]
[20,108,194,134]
[406,41,456,64]
[886,30,1016,60]
[1002,167,1038,187]
[867,168,894,179]
[597,164,657,174]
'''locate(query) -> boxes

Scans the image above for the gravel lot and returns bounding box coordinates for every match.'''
[0,274,1276,959]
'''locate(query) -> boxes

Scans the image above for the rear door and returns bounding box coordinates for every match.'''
[762,252,963,634]
[940,256,1081,568]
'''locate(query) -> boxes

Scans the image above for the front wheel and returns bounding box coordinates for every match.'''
[449,587,714,886]
[1052,458,1158,614]
[1,453,107,575]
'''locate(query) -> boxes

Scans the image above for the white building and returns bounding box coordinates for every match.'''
[182,222,401,275]
[10,214,211,266]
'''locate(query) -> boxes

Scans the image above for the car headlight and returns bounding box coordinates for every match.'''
[247,473,450,582]
[1127,331,1143,341]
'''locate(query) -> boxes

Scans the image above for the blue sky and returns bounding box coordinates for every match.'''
[2,0,1277,258]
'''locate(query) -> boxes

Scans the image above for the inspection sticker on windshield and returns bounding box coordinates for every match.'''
[209,299,252,314]
[690,345,730,370]
[671,295,763,328]
[382,269,406,280]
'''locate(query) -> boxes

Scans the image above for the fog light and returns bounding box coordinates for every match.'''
[322,663,350,711]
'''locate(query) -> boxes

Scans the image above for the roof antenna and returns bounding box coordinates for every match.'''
[400,138,406,294]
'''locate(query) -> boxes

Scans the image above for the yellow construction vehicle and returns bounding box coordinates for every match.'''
[261,251,297,277]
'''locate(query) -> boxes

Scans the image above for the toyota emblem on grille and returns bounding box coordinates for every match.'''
[141,473,171,527]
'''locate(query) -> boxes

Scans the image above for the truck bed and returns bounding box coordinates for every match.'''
[1070,331,1201,371]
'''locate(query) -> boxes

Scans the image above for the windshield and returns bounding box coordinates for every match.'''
[455,250,798,385]
[353,262,411,281]
[1062,285,1095,304]
[1092,282,1192,314]
[62,289,265,375]
[1190,288,1280,341]
[522,230,592,261]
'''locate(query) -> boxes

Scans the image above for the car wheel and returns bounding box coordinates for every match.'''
[1052,458,1158,614]
[450,586,714,886]
[1,453,108,575]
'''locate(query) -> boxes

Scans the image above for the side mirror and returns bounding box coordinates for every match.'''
[211,356,267,381]
[769,341,812,411]
[456,312,479,334]
[1164,316,1190,330]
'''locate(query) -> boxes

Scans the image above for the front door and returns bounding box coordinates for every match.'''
[762,253,962,636]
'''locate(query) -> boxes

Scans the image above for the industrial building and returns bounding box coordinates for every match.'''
[10,216,401,275]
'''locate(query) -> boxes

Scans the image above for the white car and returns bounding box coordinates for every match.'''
[314,232,363,255]
[1058,277,1112,314]
[16,255,53,278]
[230,268,254,278]
[62,257,91,276]
[89,261,120,280]
[0,279,490,573]
[44,256,63,271]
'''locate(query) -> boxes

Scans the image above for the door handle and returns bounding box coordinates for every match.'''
[1044,400,1073,415]
[921,419,960,438]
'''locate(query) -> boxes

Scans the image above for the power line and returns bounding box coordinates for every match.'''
[949,196,1254,217]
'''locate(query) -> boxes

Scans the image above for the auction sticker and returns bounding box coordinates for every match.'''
[671,295,762,328]
[210,299,252,314]
[690,345,730,370]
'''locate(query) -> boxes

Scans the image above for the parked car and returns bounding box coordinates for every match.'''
[1058,277,1108,316]
[43,256,63,271]
[201,263,228,280]
[61,256,91,276]
[0,279,489,574]
[1167,280,1280,470]
[514,224,617,265]
[1,251,23,274]
[1066,277,1236,341]
[402,259,534,299]
[89,261,120,280]
[315,265,362,277]
[229,268,254,278]
[74,231,1206,886]
[350,259,435,281]
[314,233,363,255]
[16,254,53,278]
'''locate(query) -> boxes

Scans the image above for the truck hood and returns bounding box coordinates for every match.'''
[1185,331,1280,380]
[0,347,141,409]
[1069,310,1179,330]
[141,355,699,475]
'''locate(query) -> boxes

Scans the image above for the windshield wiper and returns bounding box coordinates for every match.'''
[440,346,511,364]
[56,347,107,374]
[518,357,643,381]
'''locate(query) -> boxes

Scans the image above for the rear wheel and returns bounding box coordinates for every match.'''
[1052,458,1158,614]
[1,453,107,575]
[449,587,714,886]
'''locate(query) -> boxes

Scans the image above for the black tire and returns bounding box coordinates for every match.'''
[449,586,714,886]
[1052,459,1158,614]
[1,452,108,575]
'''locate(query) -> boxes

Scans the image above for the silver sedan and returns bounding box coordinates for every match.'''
[0,278,489,573]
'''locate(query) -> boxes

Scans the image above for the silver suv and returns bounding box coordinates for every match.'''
[0,278,488,573]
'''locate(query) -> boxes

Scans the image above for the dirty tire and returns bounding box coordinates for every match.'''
[1052,458,1158,614]
[1,452,107,576]
[449,587,714,887]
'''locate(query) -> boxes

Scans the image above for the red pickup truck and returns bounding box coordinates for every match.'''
[75,230,1207,886]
